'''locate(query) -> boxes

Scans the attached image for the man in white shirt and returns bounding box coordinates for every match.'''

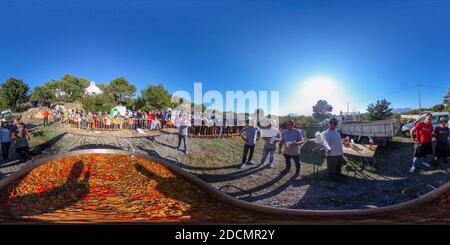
[323,118,346,180]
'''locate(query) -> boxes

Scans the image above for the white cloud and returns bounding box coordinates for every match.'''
[280,76,351,116]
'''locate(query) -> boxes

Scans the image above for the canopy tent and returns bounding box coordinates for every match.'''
[111,105,127,117]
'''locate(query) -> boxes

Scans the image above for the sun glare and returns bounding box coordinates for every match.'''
[303,76,336,92]
[281,76,349,115]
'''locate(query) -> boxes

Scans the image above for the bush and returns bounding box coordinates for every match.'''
[279,115,319,129]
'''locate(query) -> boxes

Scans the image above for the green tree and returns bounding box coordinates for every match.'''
[64,74,90,102]
[30,84,56,104]
[0,99,6,110]
[360,113,371,121]
[367,99,393,120]
[109,77,136,106]
[312,100,333,121]
[48,74,90,102]
[279,115,318,129]
[0,77,29,112]
[136,83,171,110]
[431,104,445,112]
[444,88,450,110]
[81,93,115,113]
[81,82,116,112]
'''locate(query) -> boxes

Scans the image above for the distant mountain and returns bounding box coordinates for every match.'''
[287,113,300,117]
[391,108,413,114]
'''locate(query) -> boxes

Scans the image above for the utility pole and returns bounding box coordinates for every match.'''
[418,84,422,115]
[347,102,349,115]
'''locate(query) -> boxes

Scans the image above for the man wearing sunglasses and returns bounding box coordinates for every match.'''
[323,117,346,181]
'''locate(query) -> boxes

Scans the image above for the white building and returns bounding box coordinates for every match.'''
[85,81,103,95]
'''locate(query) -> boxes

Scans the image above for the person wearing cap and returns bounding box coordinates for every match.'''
[259,120,281,168]
[323,118,346,180]
[278,120,303,177]
[409,113,433,173]
[433,117,449,164]
[0,119,12,162]
[239,118,261,169]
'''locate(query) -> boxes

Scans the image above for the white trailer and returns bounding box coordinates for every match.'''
[339,119,400,146]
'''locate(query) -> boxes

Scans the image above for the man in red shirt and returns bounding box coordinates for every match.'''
[42,109,50,126]
[409,113,433,173]
[147,111,154,129]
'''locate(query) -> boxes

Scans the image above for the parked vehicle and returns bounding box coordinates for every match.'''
[338,119,400,146]
[319,114,400,146]
[401,121,415,137]
[401,112,450,137]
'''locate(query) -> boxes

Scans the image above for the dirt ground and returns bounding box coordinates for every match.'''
[180,135,450,210]
[1,122,449,210]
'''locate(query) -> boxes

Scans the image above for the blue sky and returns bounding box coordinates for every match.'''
[0,0,449,115]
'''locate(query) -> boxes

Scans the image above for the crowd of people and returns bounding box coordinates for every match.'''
[238,119,305,177]
[48,107,245,137]
[237,114,450,181]
[238,118,338,180]
[51,108,171,131]
[0,117,31,163]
